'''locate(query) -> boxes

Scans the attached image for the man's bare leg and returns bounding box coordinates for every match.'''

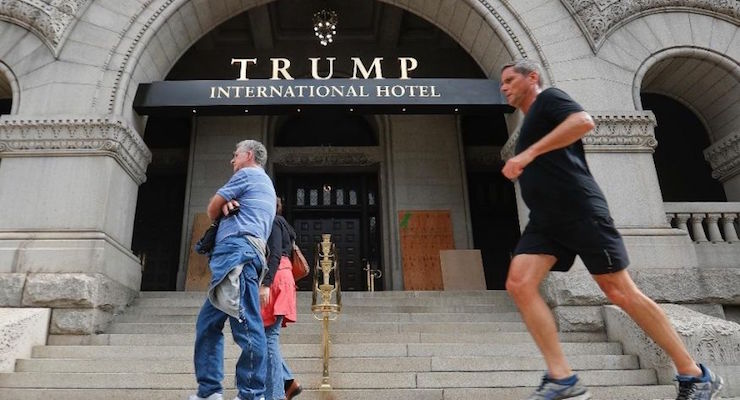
[506,254,573,379]
[592,270,702,377]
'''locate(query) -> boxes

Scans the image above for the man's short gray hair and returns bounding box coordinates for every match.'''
[236,139,268,166]
[501,59,543,87]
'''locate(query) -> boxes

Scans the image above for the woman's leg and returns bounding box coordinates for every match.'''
[282,359,294,383]
[264,315,285,400]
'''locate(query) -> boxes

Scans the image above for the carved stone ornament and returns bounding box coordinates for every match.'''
[704,131,740,182]
[272,147,381,167]
[0,0,91,55]
[584,112,658,152]
[0,117,152,184]
[561,0,740,51]
[500,111,657,159]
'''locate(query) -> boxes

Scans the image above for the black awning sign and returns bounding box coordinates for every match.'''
[209,83,441,99]
[133,79,513,116]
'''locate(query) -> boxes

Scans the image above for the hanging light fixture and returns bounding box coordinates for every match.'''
[313,9,338,46]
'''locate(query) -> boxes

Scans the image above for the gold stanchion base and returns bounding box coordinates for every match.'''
[319,382,332,391]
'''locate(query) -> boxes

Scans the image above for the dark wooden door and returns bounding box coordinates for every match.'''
[294,218,363,291]
[277,173,381,291]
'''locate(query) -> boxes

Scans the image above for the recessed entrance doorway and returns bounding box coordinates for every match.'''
[276,172,381,292]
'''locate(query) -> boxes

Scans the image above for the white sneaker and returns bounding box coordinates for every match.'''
[188,393,223,400]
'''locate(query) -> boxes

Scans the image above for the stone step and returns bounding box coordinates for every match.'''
[3,289,692,400]
[114,311,524,323]
[47,331,607,346]
[0,386,680,400]
[0,369,659,389]
[132,297,517,308]
[138,290,514,300]
[31,342,623,359]
[105,321,528,334]
[15,355,639,373]
[119,304,519,314]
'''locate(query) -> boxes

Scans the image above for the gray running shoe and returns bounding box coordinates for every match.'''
[676,364,724,400]
[527,374,592,400]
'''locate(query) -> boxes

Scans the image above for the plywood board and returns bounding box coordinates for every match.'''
[185,213,212,291]
[398,210,454,290]
[440,250,487,290]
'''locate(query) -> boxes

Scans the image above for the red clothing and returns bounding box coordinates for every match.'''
[261,256,297,327]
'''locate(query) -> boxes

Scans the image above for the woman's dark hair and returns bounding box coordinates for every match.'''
[276,196,284,215]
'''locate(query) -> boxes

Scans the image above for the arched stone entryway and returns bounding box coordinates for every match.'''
[634,48,740,200]
[107,0,543,126]
[129,0,524,291]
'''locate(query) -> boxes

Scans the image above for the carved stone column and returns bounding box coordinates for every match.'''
[704,131,740,201]
[0,116,152,334]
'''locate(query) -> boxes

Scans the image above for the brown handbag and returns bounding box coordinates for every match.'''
[291,243,310,281]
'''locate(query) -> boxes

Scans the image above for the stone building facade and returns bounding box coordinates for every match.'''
[0,0,738,344]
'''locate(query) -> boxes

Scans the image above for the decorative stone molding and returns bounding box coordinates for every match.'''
[0,117,152,184]
[704,131,740,182]
[105,0,176,113]
[271,147,381,167]
[562,0,740,51]
[501,112,657,158]
[475,0,528,59]
[584,112,657,153]
[476,0,554,82]
[0,0,91,55]
[500,131,518,160]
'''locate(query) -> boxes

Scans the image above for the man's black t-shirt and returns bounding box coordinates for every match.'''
[515,87,610,224]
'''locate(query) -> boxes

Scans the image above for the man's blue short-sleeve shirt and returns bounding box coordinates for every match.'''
[216,166,276,242]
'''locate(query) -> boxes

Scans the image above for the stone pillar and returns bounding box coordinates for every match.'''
[704,131,740,201]
[0,117,151,334]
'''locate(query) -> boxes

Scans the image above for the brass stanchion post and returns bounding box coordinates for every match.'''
[311,234,341,391]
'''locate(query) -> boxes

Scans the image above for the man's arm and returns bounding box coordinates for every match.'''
[502,111,594,180]
[207,194,228,221]
[207,195,241,221]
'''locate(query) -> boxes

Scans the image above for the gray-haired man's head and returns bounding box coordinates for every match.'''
[501,59,543,87]
[236,140,268,166]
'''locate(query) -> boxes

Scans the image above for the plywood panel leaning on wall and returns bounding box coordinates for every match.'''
[398,210,454,290]
[186,213,212,291]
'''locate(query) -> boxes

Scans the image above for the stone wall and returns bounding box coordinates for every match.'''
[604,304,740,394]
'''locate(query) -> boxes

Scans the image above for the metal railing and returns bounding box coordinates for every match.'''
[363,260,382,292]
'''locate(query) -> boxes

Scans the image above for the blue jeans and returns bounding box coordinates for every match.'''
[264,316,294,400]
[194,241,266,400]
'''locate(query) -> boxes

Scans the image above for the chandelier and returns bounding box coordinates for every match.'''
[313,9,338,46]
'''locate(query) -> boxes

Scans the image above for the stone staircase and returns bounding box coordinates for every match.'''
[0,290,681,399]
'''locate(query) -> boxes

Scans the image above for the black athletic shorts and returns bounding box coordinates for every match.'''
[513,215,629,275]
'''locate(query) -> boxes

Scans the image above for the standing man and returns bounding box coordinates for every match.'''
[500,59,723,400]
[189,140,276,400]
